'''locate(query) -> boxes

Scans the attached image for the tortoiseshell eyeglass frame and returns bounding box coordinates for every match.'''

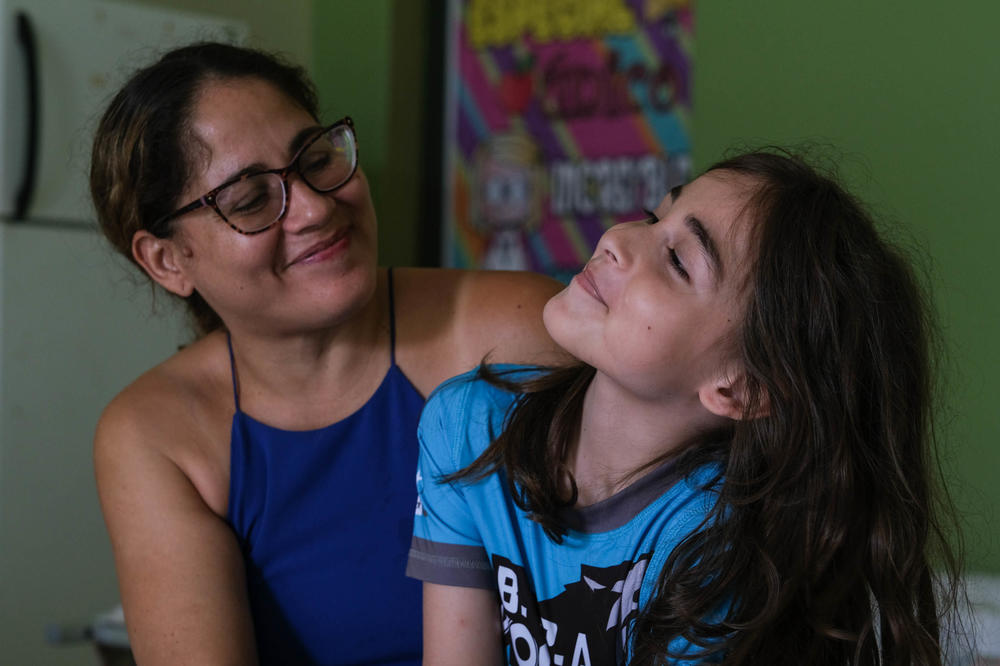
[151,116,358,236]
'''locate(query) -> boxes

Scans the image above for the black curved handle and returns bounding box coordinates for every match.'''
[14,11,39,221]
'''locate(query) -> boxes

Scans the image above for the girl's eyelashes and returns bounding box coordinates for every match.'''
[643,207,689,280]
[668,248,690,281]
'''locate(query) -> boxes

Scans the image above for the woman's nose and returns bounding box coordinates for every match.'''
[280,174,336,233]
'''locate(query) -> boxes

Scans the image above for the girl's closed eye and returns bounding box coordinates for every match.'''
[643,207,689,280]
[668,247,690,281]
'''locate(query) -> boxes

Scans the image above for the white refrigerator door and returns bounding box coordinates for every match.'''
[0,222,189,665]
[0,0,246,223]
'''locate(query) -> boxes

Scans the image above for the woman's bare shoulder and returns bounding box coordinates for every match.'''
[99,332,229,426]
[392,267,571,392]
[94,331,233,514]
[396,265,561,291]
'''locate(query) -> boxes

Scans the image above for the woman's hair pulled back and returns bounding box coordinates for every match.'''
[89,42,318,335]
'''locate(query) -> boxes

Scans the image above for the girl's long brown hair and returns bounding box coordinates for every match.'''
[451,149,963,664]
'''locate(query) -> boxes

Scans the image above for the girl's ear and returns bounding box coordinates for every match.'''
[132,230,195,297]
[698,370,770,421]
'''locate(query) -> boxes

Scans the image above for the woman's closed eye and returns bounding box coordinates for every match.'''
[228,183,272,215]
[642,208,658,225]
[301,152,332,175]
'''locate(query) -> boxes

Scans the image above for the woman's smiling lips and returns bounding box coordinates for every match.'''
[574,263,607,306]
[284,227,351,268]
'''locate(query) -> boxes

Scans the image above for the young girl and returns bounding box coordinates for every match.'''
[407,150,961,665]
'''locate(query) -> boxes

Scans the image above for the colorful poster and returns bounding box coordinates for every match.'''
[442,0,694,281]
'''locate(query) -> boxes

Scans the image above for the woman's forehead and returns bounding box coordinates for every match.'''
[185,78,314,186]
[190,78,311,143]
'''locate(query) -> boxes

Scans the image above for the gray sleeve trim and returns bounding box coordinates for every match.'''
[405,537,495,590]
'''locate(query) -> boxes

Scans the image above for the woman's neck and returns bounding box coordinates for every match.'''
[222,272,389,428]
[569,371,721,507]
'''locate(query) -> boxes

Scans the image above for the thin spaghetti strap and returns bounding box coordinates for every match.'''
[387,267,397,366]
[226,331,241,413]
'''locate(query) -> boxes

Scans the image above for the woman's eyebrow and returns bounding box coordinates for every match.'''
[289,124,324,156]
[686,215,723,280]
[214,162,269,190]
[216,125,324,186]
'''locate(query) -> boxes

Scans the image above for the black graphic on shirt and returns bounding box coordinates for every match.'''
[491,553,651,666]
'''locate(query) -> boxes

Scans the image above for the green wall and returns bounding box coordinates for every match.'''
[312,0,430,268]
[313,1,999,572]
[694,2,999,572]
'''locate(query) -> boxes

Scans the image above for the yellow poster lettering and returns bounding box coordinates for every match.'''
[467,0,637,48]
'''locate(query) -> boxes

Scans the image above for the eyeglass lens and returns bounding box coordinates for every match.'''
[215,124,357,232]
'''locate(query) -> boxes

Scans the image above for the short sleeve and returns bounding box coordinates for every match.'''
[405,380,494,589]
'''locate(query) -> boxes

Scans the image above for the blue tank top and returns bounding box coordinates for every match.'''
[227,270,424,665]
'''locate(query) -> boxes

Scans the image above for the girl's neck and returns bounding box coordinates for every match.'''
[569,371,721,507]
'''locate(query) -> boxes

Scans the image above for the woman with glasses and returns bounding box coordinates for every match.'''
[89,42,565,665]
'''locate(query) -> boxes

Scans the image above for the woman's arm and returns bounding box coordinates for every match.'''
[396,268,572,394]
[94,390,257,666]
[451,268,568,366]
[423,582,502,666]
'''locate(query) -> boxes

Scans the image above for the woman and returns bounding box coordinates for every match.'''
[90,42,565,665]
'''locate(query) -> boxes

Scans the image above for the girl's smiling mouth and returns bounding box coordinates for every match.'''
[575,264,606,306]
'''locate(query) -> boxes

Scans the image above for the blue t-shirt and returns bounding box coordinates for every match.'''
[406,366,722,665]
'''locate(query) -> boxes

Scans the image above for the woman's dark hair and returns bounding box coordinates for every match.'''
[453,149,963,664]
[89,42,319,335]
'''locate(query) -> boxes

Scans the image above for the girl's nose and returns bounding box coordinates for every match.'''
[598,221,641,268]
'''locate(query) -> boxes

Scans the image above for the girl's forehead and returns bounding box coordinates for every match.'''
[670,171,758,231]
[657,170,756,217]
[685,170,758,203]
[675,171,762,290]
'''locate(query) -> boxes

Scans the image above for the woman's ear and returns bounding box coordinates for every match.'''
[698,369,770,421]
[132,230,195,297]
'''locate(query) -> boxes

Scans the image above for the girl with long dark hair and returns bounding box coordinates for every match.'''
[407,149,962,664]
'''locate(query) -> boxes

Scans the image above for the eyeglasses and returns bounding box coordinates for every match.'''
[155,117,359,235]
